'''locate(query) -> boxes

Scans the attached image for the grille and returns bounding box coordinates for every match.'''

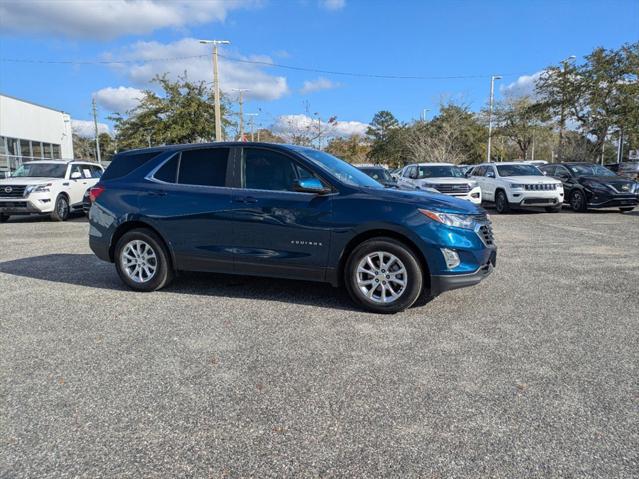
[432,183,471,194]
[524,183,557,191]
[479,223,495,247]
[523,198,555,205]
[0,185,27,198]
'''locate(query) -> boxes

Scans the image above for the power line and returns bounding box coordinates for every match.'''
[0,54,522,80]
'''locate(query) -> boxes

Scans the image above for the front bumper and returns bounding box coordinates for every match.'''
[430,249,497,296]
[508,190,564,207]
[0,196,53,214]
[586,193,638,208]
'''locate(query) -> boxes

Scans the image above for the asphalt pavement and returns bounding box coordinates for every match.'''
[1,209,638,477]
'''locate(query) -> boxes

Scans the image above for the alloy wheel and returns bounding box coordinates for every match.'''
[356,251,407,304]
[120,240,158,283]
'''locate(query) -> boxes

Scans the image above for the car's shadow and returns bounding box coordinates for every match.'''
[0,253,358,311]
[6,213,87,223]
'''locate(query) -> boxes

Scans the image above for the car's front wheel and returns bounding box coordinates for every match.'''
[114,229,174,292]
[495,190,511,214]
[51,195,69,221]
[570,190,587,212]
[345,238,423,314]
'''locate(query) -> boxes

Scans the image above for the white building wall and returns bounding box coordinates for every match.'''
[0,94,74,172]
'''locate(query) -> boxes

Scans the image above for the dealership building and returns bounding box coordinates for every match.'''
[0,94,74,176]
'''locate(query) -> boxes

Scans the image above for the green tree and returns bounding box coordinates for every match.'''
[110,74,231,151]
[366,110,405,165]
[536,41,639,161]
[325,135,370,163]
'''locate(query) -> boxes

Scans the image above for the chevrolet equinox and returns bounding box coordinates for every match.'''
[88,143,496,313]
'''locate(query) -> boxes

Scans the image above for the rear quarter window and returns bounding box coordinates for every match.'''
[101,151,161,181]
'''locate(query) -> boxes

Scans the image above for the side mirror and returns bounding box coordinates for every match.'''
[541,171,547,176]
[71,171,82,180]
[292,178,330,195]
[486,171,495,178]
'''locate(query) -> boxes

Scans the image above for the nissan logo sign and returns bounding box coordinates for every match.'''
[4,187,12,194]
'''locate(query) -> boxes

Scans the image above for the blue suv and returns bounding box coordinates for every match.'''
[89,143,496,313]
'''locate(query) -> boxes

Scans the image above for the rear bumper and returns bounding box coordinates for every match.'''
[430,249,496,296]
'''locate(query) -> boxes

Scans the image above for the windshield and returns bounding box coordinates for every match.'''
[360,167,393,182]
[418,165,464,178]
[569,164,616,177]
[292,147,382,188]
[497,164,543,177]
[12,163,66,178]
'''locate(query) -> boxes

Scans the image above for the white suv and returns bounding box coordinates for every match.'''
[468,162,563,213]
[397,163,482,204]
[0,160,104,222]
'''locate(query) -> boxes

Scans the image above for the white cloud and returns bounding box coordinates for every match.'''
[300,77,340,94]
[501,71,544,98]
[94,86,144,113]
[106,38,289,101]
[272,114,367,139]
[320,0,346,10]
[72,120,110,138]
[0,0,256,39]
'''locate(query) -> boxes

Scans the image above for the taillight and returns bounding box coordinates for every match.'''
[89,185,105,203]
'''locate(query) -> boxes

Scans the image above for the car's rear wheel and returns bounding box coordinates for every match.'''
[115,229,174,292]
[51,195,70,221]
[0,214,9,223]
[619,207,635,213]
[495,190,511,214]
[570,190,587,212]
[345,238,423,314]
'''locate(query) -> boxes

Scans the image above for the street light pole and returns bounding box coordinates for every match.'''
[422,108,430,122]
[199,39,230,142]
[232,89,249,140]
[487,75,502,163]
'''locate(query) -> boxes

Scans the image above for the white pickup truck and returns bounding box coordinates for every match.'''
[0,160,104,222]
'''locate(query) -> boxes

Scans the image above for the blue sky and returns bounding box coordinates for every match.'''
[1,0,637,137]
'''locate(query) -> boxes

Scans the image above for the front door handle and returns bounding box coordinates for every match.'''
[244,196,258,204]
[150,190,167,197]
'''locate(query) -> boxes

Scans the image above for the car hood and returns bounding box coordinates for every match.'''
[0,177,59,185]
[578,176,636,189]
[360,186,482,215]
[419,177,475,185]
[501,176,561,185]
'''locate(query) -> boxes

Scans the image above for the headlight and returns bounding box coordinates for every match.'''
[582,181,610,192]
[509,183,524,189]
[25,183,52,195]
[419,209,478,230]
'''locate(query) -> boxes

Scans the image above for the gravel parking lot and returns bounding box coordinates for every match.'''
[1,210,638,477]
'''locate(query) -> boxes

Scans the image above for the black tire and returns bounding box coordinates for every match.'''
[344,237,423,314]
[570,190,587,212]
[114,228,174,292]
[0,214,9,223]
[51,195,70,221]
[619,207,635,213]
[495,190,511,214]
[545,205,562,213]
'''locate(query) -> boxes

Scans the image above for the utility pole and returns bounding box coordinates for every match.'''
[199,39,230,142]
[422,108,430,122]
[558,55,576,162]
[617,128,624,163]
[91,98,102,165]
[487,75,502,163]
[246,113,258,141]
[233,88,249,140]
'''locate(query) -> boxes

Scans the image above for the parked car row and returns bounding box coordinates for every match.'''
[0,160,104,222]
[369,160,639,214]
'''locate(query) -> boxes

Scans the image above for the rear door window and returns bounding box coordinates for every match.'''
[101,151,160,181]
[178,148,230,187]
